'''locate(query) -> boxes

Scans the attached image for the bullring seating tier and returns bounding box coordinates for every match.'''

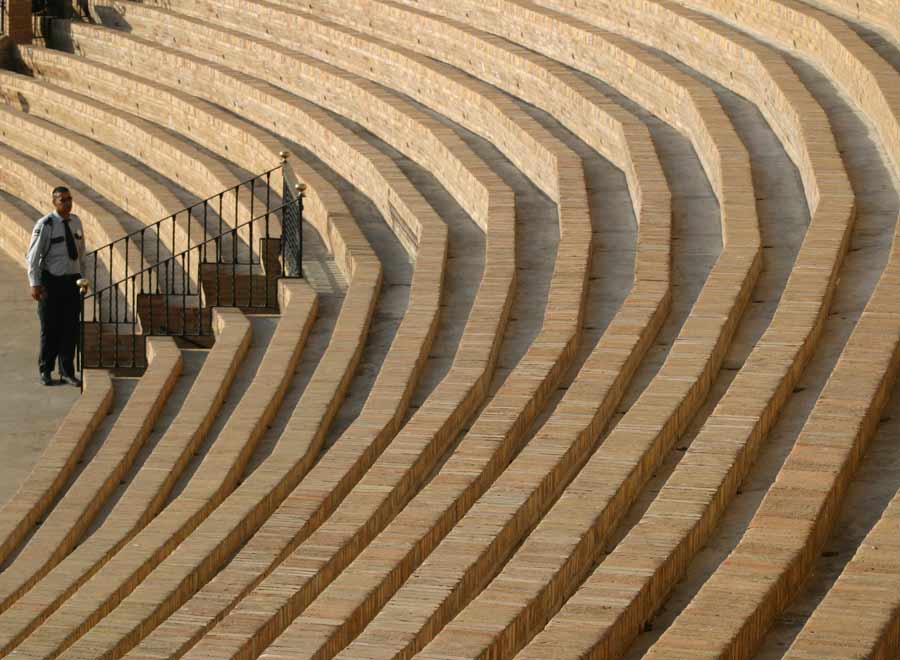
[0,111,386,659]
[266,5,852,657]
[0,306,255,652]
[109,23,676,660]
[0,280,315,616]
[30,6,591,657]
[0,0,897,659]
[0,369,112,576]
[7,30,466,660]
[526,0,900,655]
[801,0,900,50]
[158,3,761,660]
[5,6,520,660]
[605,1,900,659]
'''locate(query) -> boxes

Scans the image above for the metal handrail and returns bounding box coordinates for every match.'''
[89,202,291,285]
[77,157,305,376]
[80,164,285,305]
[84,164,285,258]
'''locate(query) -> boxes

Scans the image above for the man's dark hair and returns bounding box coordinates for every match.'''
[52,186,70,197]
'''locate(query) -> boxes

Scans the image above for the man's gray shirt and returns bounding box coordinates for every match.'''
[25,211,86,286]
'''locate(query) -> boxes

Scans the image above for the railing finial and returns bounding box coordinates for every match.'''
[295,182,307,195]
[279,150,289,162]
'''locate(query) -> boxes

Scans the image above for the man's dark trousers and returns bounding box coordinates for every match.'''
[38,271,80,377]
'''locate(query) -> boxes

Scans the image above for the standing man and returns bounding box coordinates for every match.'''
[26,187,85,386]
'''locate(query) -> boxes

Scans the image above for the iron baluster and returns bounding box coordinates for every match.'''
[165,257,171,334]
[131,275,137,368]
[249,179,254,307]
[92,251,98,328]
[218,192,224,308]
[172,213,176,287]
[140,228,145,294]
[233,190,238,308]
[148,264,154,339]
[266,212,272,308]
[203,199,208,263]
[219,192,224,258]
[107,244,113,323]
[124,235,130,346]
[155,226,160,294]
[187,203,191,295]
[77,278,87,383]
[296,183,305,278]
[266,170,272,307]
[282,158,288,278]
[113,282,119,367]
[98,288,103,366]
[182,252,187,335]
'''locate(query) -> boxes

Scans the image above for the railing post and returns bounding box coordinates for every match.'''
[280,156,304,279]
[77,277,89,391]
[296,182,305,279]
[279,151,289,281]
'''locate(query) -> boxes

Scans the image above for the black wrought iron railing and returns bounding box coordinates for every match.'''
[77,156,305,374]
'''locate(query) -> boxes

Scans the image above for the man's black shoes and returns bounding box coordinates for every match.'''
[39,373,81,386]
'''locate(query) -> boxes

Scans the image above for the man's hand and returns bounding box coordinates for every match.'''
[31,285,44,301]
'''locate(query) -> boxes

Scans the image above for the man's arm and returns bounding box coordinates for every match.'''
[25,217,50,298]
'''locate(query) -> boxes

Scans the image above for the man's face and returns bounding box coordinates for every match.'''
[53,192,73,218]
